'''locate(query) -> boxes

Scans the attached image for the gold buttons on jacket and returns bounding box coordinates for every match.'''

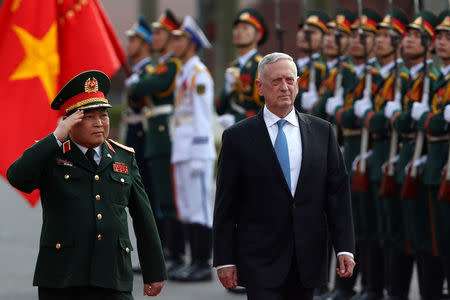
[120,178,125,183]
[56,243,61,250]
[95,195,101,200]
[107,154,112,158]
[94,175,99,181]
[125,247,130,254]
[158,125,165,132]
[64,174,69,180]
[97,234,102,240]
[97,213,102,220]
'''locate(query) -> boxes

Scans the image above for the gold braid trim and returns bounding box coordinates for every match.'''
[66,98,109,113]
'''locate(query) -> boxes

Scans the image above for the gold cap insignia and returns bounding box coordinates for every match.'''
[85,77,99,93]
[240,12,250,20]
[306,15,319,23]
[336,15,345,23]
[383,15,391,23]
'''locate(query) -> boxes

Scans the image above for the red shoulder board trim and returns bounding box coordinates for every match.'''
[63,141,71,154]
[155,64,168,75]
[105,140,116,153]
[108,139,135,153]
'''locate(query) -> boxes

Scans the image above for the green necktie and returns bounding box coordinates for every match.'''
[86,148,97,169]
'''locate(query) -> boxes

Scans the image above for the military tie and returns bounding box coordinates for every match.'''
[86,148,97,169]
[274,119,291,190]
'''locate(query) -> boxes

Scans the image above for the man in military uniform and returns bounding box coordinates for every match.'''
[6,70,166,299]
[216,8,268,128]
[312,10,358,300]
[417,9,450,292]
[128,10,184,277]
[308,9,357,121]
[295,10,329,113]
[390,11,444,300]
[169,16,216,282]
[123,16,156,255]
[360,9,413,300]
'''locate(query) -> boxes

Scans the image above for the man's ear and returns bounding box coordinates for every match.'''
[255,79,263,96]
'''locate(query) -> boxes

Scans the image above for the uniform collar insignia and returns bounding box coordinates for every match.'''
[62,140,71,153]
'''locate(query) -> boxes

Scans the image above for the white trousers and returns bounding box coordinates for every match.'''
[173,160,214,228]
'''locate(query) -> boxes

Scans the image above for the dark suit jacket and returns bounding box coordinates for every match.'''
[6,134,167,291]
[213,109,355,288]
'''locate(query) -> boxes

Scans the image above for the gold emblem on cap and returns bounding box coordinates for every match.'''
[413,16,423,26]
[383,15,391,23]
[336,15,345,23]
[85,77,99,93]
[240,12,250,20]
[361,15,368,24]
[306,15,319,23]
[444,16,450,26]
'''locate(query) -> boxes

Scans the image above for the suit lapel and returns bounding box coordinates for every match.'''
[294,112,312,198]
[253,109,293,198]
[98,142,114,172]
[64,139,95,172]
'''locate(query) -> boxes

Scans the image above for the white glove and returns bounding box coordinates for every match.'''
[444,105,450,123]
[190,160,205,176]
[301,90,319,111]
[411,101,429,121]
[354,97,373,119]
[124,73,139,88]
[217,114,235,129]
[385,101,401,119]
[224,69,237,94]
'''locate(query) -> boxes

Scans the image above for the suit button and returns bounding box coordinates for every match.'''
[64,174,69,180]
[137,131,143,137]
[120,178,125,183]
[94,175,99,181]
[158,125,165,132]
[95,195,101,200]
[97,213,102,220]
[125,247,130,254]
[97,234,102,240]
[55,243,61,250]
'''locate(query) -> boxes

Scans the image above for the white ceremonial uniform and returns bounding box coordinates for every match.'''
[171,55,215,227]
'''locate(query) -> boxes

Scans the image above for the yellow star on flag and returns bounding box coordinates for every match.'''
[10,23,60,102]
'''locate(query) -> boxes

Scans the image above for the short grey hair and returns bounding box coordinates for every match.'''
[257,52,296,81]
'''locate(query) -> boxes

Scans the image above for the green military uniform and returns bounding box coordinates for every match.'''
[393,12,445,300]
[6,71,166,299]
[294,11,330,113]
[418,11,450,280]
[216,9,267,121]
[129,15,182,219]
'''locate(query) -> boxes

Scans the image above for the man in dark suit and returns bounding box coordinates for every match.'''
[7,71,166,299]
[213,53,356,300]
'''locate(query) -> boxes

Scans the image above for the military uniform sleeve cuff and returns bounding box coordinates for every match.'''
[337,251,354,259]
[53,133,63,147]
[216,264,236,270]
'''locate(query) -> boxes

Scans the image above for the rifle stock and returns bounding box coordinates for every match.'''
[438,138,450,202]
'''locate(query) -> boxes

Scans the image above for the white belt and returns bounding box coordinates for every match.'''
[145,105,173,119]
[175,116,195,126]
[126,112,146,125]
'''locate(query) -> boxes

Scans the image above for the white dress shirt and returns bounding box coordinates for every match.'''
[263,106,302,196]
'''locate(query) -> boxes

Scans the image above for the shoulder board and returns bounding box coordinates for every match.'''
[429,72,437,81]
[107,139,135,153]
[254,55,263,63]
[145,65,155,74]
[342,62,354,73]
[400,72,409,80]
[314,62,326,72]
[194,65,207,73]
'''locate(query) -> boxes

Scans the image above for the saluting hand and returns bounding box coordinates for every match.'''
[143,281,164,296]
[336,254,355,278]
[53,110,84,143]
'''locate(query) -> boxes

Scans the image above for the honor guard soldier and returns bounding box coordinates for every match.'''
[363,8,413,300]
[169,16,216,282]
[390,11,444,300]
[123,16,155,230]
[128,10,185,277]
[418,9,450,289]
[310,9,357,121]
[6,70,166,299]
[295,10,329,113]
[216,8,268,128]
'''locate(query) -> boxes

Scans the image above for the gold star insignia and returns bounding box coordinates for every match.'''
[9,23,60,102]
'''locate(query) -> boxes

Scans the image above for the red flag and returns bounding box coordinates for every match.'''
[0,0,126,207]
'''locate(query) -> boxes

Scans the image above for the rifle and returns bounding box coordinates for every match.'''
[401,8,431,200]
[351,0,371,194]
[275,0,285,52]
[379,0,402,197]
[302,0,316,94]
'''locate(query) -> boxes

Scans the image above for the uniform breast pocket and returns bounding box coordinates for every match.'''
[109,173,132,205]
[52,168,84,199]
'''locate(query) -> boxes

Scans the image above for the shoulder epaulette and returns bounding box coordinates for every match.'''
[145,65,155,74]
[429,72,437,81]
[167,57,182,70]
[107,139,135,153]
[254,55,263,63]
[194,65,207,73]
[342,62,354,73]
[400,72,410,80]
